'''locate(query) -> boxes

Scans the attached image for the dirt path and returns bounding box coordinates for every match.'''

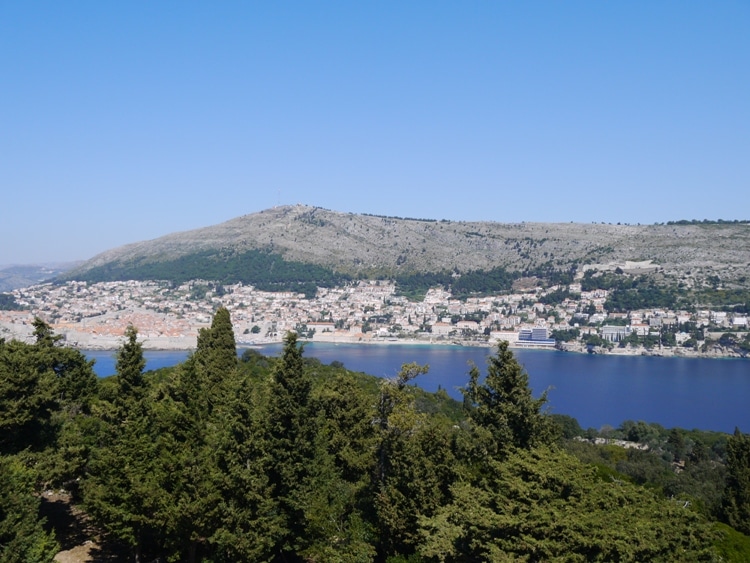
[39,491,126,563]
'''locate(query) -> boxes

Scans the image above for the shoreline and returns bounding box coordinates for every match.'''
[70,331,747,360]
[3,315,744,359]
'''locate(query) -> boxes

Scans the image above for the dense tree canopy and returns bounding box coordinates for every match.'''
[67,248,351,298]
[0,313,748,561]
[419,447,717,562]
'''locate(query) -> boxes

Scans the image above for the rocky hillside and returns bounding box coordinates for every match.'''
[65,205,750,285]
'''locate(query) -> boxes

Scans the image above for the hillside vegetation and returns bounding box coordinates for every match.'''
[63,205,750,291]
[2,312,750,561]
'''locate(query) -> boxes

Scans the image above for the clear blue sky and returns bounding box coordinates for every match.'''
[2,2,748,264]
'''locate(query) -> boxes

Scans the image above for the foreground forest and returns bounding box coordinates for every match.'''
[2,309,750,562]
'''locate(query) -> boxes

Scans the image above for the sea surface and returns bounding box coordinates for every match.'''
[86,344,750,433]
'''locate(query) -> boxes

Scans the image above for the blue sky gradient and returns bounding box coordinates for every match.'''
[2,2,748,263]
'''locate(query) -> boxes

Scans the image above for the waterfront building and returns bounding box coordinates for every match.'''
[602,325,629,342]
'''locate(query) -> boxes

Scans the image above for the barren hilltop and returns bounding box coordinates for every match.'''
[66,205,749,287]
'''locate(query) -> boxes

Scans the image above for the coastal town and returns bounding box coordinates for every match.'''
[1,277,748,358]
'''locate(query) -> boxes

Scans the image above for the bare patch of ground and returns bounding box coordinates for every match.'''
[40,491,127,563]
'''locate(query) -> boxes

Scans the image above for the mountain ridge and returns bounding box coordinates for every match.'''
[0,262,81,292]
[64,204,750,286]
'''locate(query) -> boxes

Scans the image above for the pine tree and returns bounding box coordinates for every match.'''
[32,317,62,347]
[463,340,553,455]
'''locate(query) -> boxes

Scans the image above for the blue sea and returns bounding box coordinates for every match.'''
[86,344,750,433]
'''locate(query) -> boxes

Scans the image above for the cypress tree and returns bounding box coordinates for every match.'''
[194,306,237,388]
[114,324,146,419]
[85,324,162,562]
[155,307,238,561]
[265,331,316,557]
[116,325,146,397]
[209,368,281,561]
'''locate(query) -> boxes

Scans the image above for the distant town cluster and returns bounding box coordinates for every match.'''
[1,278,748,357]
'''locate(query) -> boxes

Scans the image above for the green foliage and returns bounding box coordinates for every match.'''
[84,325,159,559]
[84,405,169,559]
[0,456,59,562]
[563,425,731,521]
[0,293,22,311]
[394,272,452,300]
[206,370,281,561]
[0,321,96,457]
[66,248,351,298]
[32,317,62,347]
[194,306,237,387]
[32,318,97,417]
[723,428,750,535]
[666,427,687,461]
[451,266,515,298]
[418,447,718,562]
[606,283,679,312]
[114,325,146,413]
[524,263,576,286]
[413,387,464,422]
[265,332,318,556]
[712,522,750,562]
[371,363,462,558]
[664,460,727,519]
[0,339,57,454]
[463,341,554,454]
[692,288,750,313]
[551,327,580,342]
[394,265,574,300]
[580,269,629,292]
[582,333,610,348]
[0,314,735,561]
[580,270,699,312]
[539,287,576,305]
[667,219,750,225]
[0,320,98,501]
[550,413,583,440]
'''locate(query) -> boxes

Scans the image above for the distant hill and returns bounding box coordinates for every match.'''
[60,205,750,296]
[0,262,81,292]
